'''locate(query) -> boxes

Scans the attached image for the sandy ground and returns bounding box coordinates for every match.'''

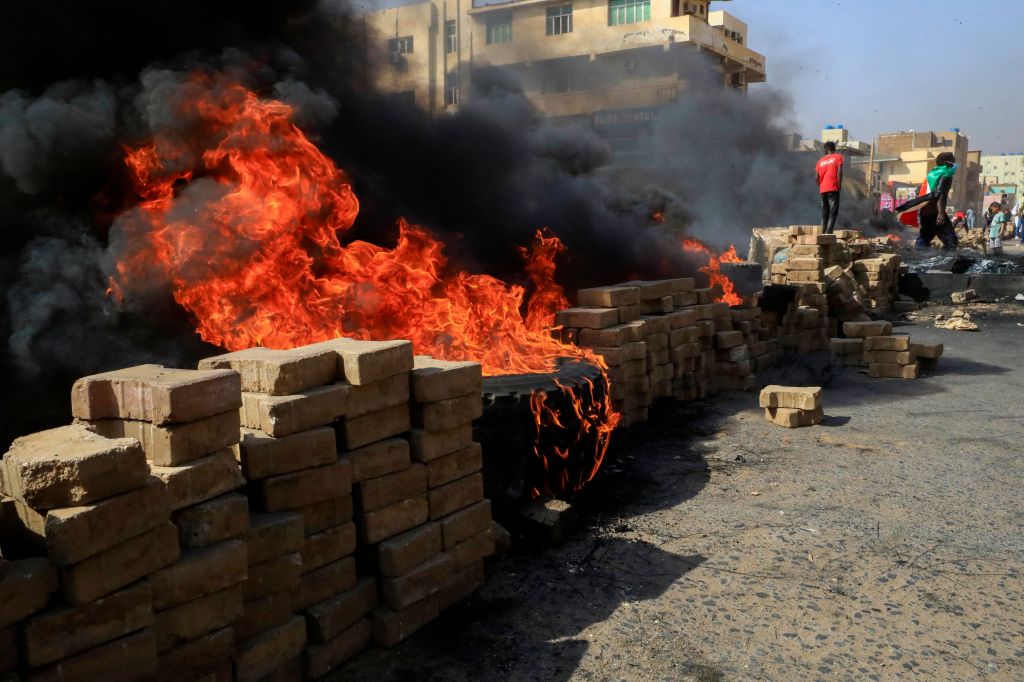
[345,306,1024,682]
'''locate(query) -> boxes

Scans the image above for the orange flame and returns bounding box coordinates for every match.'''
[108,73,618,496]
[680,238,742,306]
[884,233,902,243]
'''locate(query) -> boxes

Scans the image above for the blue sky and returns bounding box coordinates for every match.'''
[728,0,1024,154]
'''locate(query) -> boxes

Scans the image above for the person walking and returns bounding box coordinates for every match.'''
[966,207,976,231]
[815,141,844,234]
[896,152,959,249]
[989,203,1008,254]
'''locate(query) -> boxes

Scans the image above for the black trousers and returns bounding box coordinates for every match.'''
[820,191,840,233]
[917,212,959,250]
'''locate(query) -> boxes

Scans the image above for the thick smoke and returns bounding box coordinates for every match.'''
[0,0,857,446]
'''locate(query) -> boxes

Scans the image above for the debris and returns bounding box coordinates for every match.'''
[1015,293,1024,301]
[950,289,978,304]
[936,313,980,332]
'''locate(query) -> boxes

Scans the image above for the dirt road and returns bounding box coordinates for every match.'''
[346,310,1024,681]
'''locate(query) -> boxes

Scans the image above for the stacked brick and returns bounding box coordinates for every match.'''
[831,323,944,379]
[760,385,824,428]
[365,355,493,648]
[200,343,363,679]
[74,364,249,679]
[1,423,178,680]
[851,254,903,314]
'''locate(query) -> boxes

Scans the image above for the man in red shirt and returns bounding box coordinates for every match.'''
[815,141,844,233]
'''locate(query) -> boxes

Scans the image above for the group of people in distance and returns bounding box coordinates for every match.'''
[813,143,1021,253]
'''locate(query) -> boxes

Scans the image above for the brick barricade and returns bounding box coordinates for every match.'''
[0,340,498,681]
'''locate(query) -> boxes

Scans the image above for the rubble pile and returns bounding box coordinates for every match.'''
[759,385,823,428]
[0,342,498,680]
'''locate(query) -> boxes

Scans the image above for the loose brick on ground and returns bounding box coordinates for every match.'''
[301,522,356,573]
[869,363,920,379]
[910,342,944,359]
[438,499,493,549]
[337,403,411,450]
[411,356,483,403]
[243,553,302,603]
[303,618,372,679]
[153,585,243,653]
[151,449,245,512]
[765,406,824,428]
[0,558,57,629]
[2,424,148,510]
[341,438,410,483]
[305,577,378,643]
[234,615,306,682]
[173,492,249,548]
[411,393,482,432]
[198,346,338,395]
[23,569,148,667]
[61,522,179,606]
[148,538,247,611]
[424,443,482,488]
[759,385,822,411]
[372,594,440,647]
[358,496,429,545]
[296,557,357,611]
[29,628,157,682]
[428,473,484,520]
[87,410,240,466]
[377,522,442,577]
[355,464,426,513]
[72,365,240,425]
[22,477,169,565]
[260,460,352,513]
[233,427,336,481]
[244,513,303,565]
[408,424,473,462]
[304,338,414,386]
[240,384,348,438]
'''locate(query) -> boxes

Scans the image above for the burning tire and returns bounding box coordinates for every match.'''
[476,358,613,506]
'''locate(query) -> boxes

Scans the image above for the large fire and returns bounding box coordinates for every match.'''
[108,73,617,496]
[680,238,743,306]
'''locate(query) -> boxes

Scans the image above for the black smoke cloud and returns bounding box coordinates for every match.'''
[0,0,852,446]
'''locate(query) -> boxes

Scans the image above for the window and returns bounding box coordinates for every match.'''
[445,20,457,54]
[609,0,650,26]
[486,14,512,44]
[388,36,414,54]
[445,72,460,106]
[546,5,573,35]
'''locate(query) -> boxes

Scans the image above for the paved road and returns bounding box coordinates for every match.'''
[347,308,1024,681]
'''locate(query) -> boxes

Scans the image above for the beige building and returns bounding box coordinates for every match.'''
[865,130,981,213]
[358,0,766,119]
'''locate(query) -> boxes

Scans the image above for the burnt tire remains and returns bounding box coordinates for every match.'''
[476,358,609,506]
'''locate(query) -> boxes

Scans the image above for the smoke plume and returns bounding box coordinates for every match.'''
[0,0,863,446]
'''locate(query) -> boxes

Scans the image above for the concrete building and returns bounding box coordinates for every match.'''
[358,0,766,119]
[980,153,1024,189]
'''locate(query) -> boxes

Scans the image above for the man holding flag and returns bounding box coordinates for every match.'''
[895,152,959,249]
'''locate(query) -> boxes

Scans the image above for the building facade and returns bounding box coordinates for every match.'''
[359,0,766,118]
[980,153,1024,190]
